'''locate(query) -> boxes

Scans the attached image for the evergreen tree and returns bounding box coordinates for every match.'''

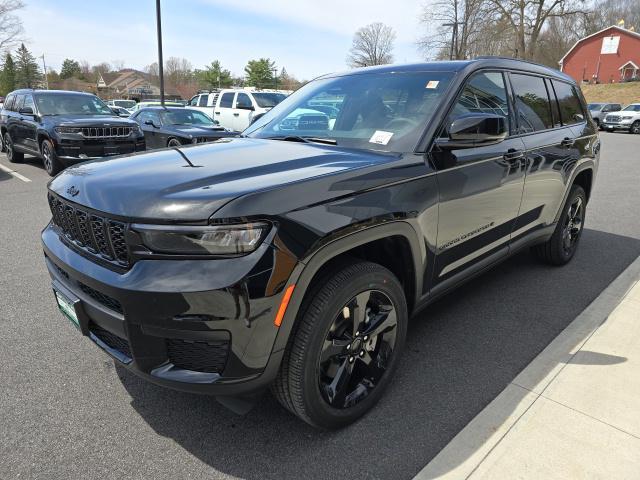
[196,60,232,89]
[244,58,276,89]
[0,52,16,95]
[14,43,42,89]
[60,58,82,79]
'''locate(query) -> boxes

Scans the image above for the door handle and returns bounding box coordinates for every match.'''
[215,112,220,115]
[503,149,524,162]
[561,137,575,147]
[233,113,239,117]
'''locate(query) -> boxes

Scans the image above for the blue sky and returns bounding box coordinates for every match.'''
[22,0,431,80]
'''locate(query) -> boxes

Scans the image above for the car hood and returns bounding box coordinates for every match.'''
[48,138,408,222]
[167,124,231,136]
[47,114,136,126]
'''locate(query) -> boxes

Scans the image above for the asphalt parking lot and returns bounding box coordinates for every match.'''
[1,132,639,480]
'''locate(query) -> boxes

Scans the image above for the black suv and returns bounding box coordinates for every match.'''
[42,58,599,429]
[1,89,145,176]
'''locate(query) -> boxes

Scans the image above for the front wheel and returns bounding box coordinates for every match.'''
[272,261,408,429]
[41,139,62,176]
[631,121,640,135]
[532,185,586,265]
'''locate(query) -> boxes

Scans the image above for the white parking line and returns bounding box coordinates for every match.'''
[0,162,31,182]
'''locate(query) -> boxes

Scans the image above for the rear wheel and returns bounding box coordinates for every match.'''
[532,185,586,265]
[4,132,23,163]
[272,261,407,429]
[41,139,62,176]
[631,121,640,135]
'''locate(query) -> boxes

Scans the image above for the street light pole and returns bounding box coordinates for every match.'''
[155,0,165,106]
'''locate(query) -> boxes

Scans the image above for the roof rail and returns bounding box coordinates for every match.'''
[474,55,557,70]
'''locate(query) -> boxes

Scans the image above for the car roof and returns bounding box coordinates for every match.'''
[9,89,96,96]
[318,57,575,83]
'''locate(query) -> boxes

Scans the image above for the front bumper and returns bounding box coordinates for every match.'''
[42,222,298,396]
[601,122,632,131]
[54,136,146,164]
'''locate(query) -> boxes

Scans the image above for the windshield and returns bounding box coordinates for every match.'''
[36,94,114,116]
[623,104,640,112]
[253,92,286,108]
[245,71,455,152]
[588,103,603,110]
[114,100,136,109]
[161,109,215,125]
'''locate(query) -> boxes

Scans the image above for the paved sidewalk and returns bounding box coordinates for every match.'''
[415,255,640,480]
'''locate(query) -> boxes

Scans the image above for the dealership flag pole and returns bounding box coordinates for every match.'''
[156,0,165,106]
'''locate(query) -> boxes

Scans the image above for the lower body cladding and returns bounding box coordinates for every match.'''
[55,137,146,164]
[42,223,298,408]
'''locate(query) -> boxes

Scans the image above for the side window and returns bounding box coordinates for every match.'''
[188,95,198,106]
[510,74,553,133]
[552,80,584,125]
[23,95,35,112]
[4,94,14,110]
[447,71,510,134]
[236,93,252,109]
[13,94,25,112]
[219,92,234,108]
[198,94,208,107]
[612,104,621,111]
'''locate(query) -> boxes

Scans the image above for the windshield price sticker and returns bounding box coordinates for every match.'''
[426,80,440,89]
[369,130,394,145]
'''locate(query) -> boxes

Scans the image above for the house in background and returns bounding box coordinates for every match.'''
[559,25,640,84]
[97,69,181,100]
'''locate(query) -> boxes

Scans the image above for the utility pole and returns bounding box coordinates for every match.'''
[272,67,278,90]
[41,54,49,89]
[442,22,464,60]
[155,0,165,106]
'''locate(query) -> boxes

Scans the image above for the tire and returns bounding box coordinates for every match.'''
[167,137,182,147]
[41,139,62,176]
[271,260,408,429]
[631,121,640,135]
[4,132,23,163]
[532,184,586,266]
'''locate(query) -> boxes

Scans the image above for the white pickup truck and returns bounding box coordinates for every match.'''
[601,103,640,134]
[188,89,287,132]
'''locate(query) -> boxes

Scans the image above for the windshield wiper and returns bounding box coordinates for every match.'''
[267,135,337,145]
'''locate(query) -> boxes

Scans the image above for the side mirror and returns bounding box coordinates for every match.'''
[250,112,266,125]
[19,106,34,115]
[144,119,159,128]
[436,113,508,149]
[237,104,255,111]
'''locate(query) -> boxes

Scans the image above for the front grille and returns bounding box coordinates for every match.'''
[166,338,229,373]
[606,115,621,123]
[78,281,123,314]
[90,323,132,359]
[48,193,130,268]
[81,126,132,138]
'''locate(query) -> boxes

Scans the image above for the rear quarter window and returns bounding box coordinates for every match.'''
[552,80,585,125]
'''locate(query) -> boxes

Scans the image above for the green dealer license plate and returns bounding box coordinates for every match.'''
[55,290,79,328]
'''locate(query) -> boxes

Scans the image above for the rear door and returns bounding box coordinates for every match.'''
[8,93,25,148]
[20,94,39,152]
[216,92,236,130]
[509,73,582,239]
[430,71,527,288]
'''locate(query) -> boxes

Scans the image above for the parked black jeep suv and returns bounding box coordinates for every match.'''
[1,89,145,176]
[42,58,599,429]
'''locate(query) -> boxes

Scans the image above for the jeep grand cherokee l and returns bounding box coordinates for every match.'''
[1,89,145,176]
[42,58,599,429]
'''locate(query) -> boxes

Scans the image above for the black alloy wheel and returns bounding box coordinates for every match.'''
[318,289,398,409]
[4,132,23,163]
[562,195,583,256]
[41,139,61,176]
[271,260,407,429]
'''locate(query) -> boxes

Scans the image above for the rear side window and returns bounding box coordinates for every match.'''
[552,80,585,125]
[198,95,208,107]
[4,94,14,110]
[447,71,511,134]
[219,92,234,108]
[510,74,553,133]
[23,95,35,111]
[13,94,25,112]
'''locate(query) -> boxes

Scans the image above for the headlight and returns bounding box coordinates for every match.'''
[54,126,82,134]
[133,222,269,255]
[133,124,143,135]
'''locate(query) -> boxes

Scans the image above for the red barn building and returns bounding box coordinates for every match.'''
[559,25,640,84]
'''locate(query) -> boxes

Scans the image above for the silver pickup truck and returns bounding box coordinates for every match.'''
[601,103,640,134]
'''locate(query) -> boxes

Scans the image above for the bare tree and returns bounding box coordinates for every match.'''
[0,0,24,53]
[485,0,587,59]
[111,59,125,71]
[164,56,192,88]
[418,0,489,60]
[347,22,396,68]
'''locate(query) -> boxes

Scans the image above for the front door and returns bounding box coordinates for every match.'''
[430,71,527,289]
[233,92,253,131]
[20,94,39,153]
[216,92,236,130]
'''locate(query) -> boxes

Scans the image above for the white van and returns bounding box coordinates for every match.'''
[188,89,287,131]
